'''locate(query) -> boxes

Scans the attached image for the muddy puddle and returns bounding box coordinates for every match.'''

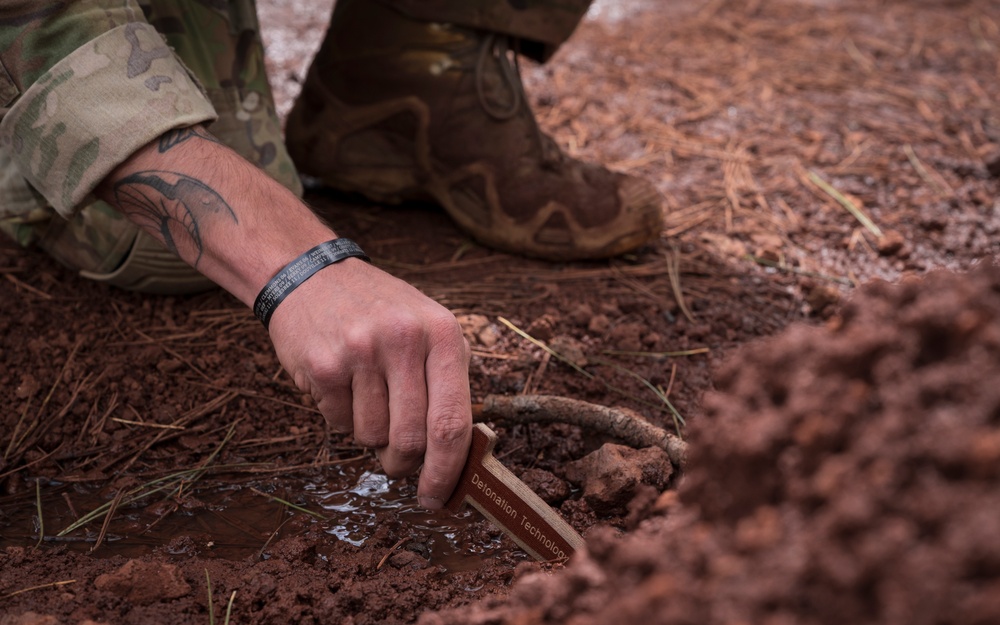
[0,460,507,572]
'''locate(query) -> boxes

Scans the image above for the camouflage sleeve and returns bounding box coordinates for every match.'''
[0,1,218,217]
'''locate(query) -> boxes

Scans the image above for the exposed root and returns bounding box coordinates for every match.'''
[473,394,687,467]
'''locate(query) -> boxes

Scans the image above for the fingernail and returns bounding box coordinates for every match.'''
[419,496,444,510]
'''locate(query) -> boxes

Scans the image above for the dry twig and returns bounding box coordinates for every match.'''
[376,537,411,571]
[474,394,687,467]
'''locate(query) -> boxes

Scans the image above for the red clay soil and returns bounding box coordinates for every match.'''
[423,264,1000,625]
[3,1,1000,624]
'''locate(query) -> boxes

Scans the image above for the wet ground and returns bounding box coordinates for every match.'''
[3,0,1000,623]
[1,462,496,570]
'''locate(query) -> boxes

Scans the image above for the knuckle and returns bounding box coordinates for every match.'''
[393,431,427,462]
[354,433,389,449]
[343,326,379,359]
[389,314,425,346]
[427,313,465,347]
[302,355,350,388]
[428,406,471,451]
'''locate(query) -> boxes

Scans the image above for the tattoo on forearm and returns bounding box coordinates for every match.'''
[113,171,238,266]
[158,127,220,153]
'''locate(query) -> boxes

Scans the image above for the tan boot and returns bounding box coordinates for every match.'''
[286,0,664,261]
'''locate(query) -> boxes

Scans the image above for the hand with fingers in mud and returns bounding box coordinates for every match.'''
[265,258,474,510]
[95,127,473,509]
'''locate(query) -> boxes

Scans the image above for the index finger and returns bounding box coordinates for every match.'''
[417,330,472,509]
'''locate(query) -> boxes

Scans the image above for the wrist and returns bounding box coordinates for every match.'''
[253,238,372,330]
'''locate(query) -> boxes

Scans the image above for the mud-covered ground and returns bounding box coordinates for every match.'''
[3,1,1000,623]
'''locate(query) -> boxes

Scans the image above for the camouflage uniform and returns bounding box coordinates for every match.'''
[0,0,592,293]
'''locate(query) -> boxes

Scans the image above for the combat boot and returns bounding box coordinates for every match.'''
[285,0,664,261]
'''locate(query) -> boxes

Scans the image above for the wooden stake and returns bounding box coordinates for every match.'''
[446,424,585,562]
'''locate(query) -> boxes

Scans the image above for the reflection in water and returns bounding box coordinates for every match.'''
[309,464,503,571]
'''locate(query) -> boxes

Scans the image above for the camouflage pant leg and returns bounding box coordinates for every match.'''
[0,0,301,294]
[377,0,594,61]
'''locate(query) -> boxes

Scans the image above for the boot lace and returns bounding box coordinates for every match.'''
[475,33,524,121]
[474,33,561,166]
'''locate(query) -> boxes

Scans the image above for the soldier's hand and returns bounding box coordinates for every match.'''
[92,124,471,505]
[265,257,472,509]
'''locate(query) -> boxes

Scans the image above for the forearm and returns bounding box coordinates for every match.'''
[95,126,334,305]
[96,126,472,508]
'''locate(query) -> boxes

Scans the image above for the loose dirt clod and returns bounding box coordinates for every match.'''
[564,444,673,515]
[93,560,192,606]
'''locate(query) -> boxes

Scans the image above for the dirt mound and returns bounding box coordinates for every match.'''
[421,264,1000,625]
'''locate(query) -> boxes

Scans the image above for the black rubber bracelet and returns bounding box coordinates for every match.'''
[253,238,371,330]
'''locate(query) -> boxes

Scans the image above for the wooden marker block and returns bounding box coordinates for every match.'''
[446,423,586,562]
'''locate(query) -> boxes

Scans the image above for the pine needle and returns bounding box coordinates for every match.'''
[601,348,710,358]
[224,590,237,625]
[498,317,593,380]
[903,144,953,195]
[33,479,43,549]
[0,580,76,599]
[206,570,216,625]
[58,423,239,537]
[90,488,125,552]
[667,246,695,323]
[807,169,883,237]
[249,487,329,520]
[592,357,687,434]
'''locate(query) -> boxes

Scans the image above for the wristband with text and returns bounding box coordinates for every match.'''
[253,238,371,330]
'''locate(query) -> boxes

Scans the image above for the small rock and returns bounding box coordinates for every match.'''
[565,444,673,515]
[803,282,842,316]
[457,314,491,344]
[876,230,906,256]
[568,303,594,327]
[526,314,557,342]
[389,549,428,570]
[599,301,621,316]
[94,560,192,605]
[587,314,610,335]
[608,322,645,352]
[477,325,500,348]
[14,374,39,399]
[155,358,184,374]
[751,232,785,262]
[520,468,571,505]
[406,541,431,559]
